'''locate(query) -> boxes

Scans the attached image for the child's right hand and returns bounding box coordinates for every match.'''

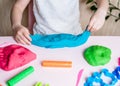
[13,25,32,45]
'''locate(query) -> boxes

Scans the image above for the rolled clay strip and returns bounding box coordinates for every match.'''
[41,60,72,68]
[7,66,34,86]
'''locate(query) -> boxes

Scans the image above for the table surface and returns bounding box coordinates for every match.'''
[0,36,120,86]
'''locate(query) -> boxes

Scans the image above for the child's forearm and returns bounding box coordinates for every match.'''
[96,0,109,15]
[11,0,31,29]
[11,4,23,29]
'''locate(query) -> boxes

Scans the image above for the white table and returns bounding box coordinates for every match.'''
[0,36,120,86]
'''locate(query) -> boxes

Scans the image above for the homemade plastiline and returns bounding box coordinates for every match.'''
[6,66,34,86]
[35,82,42,86]
[84,68,118,86]
[35,82,50,86]
[84,45,111,66]
[30,29,90,48]
[0,44,36,71]
[112,66,120,80]
[41,60,72,68]
[76,69,84,86]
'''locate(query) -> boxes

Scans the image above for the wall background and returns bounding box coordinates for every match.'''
[0,0,120,36]
[0,0,28,36]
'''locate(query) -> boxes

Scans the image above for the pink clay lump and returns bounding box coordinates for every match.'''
[0,44,36,71]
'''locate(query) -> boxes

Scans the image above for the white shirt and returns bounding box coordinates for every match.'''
[33,0,82,35]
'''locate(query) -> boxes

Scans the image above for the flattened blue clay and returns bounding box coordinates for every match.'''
[30,30,90,48]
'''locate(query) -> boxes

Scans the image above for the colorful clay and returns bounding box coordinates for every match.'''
[83,45,111,66]
[112,66,120,80]
[84,68,118,86]
[41,60,72,68]
[7,66,34,86]
[35,82,42,86]
[30,30,90,48]
[0,44,36,71]
[35,82,50,86]
[76,69,84,86]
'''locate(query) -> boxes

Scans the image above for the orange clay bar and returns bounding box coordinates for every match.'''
[41,60,72,68]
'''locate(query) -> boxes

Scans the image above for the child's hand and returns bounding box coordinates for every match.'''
[87,9,106,32]
[13,25,32,45]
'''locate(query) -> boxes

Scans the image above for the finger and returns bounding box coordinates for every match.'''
[88,24,95,32]
[18,39,27,45]
[25,34,32,42]
[23,35,31,45]
[24,32,32,42]
[23,28,32,41]
[14,36,20,43]
[24,28,30,35]
[87,24,92,31]
[16,36,27,45]
[90,27,94,32]
[90,23,98,32]
[20,35,31,45]
[88,19,95,31]
[15,29,31,45]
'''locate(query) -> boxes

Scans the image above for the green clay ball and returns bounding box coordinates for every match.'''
[83,45,111,66]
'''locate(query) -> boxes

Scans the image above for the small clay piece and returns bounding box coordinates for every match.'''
[83,45,111,66]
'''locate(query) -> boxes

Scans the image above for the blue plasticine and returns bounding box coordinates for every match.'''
[84,68,118,86]
[112,66,120,80]
[100,69,118,85]
[30,30,91,48]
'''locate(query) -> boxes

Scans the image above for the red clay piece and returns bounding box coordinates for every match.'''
[0,44,36,71]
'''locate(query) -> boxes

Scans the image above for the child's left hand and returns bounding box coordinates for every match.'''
[87,9,107,32]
